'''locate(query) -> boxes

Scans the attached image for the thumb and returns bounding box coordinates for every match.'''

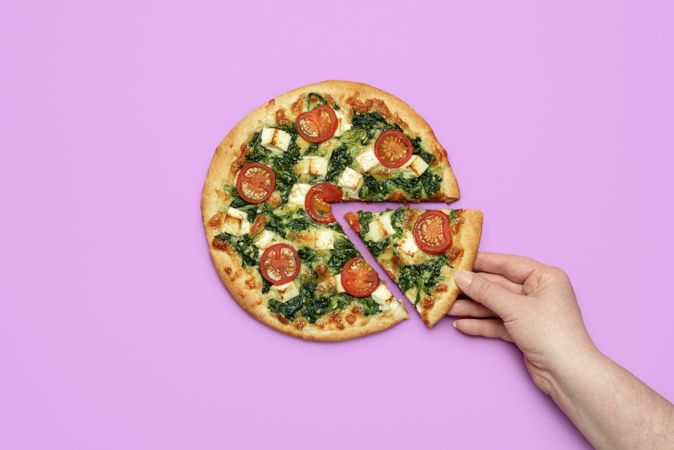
[453,269,520,318]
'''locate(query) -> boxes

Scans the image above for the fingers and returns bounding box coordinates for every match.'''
[453,319,513,342]
[478,272,523,295]
[448,299,496,318]
[474,252,542,284]
[454,270,520,317]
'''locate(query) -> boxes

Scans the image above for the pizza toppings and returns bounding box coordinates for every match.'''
[401,155,429,177]
[305,182,342,224]
[221,207,251,236]
[260,127,292,152]
[413,211,452,254]
[365,212,395,242]
[344,211,361,233]
[295,156,329,177]
[374,129,413,168]
[315,228,336,250]
[340,257,379,298]
[272,280,300,301]
[260,243,300,285]
[295,105,338,143]
[288,183,312,208]
[236,163,276,204]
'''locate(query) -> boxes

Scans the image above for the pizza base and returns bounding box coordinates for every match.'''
[203,80,471,341]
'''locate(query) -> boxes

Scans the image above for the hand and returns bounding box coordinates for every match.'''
[450,252,597,394]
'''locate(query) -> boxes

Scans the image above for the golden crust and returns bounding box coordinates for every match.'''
[422,210,483,327]
[204,80,474,341]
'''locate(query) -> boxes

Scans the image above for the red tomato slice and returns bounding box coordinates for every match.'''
[236,163,276,204]
[413,211,452,254]
[374,129,413,168]
[260,243,300,285]
[305,182,342,224]
[344,211,361,234]
[341,257,379,298]
[295,105,338,143]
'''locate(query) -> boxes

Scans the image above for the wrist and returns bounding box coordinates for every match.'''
[545,344,607,404]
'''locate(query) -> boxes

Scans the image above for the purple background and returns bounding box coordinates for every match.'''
[2,0,673,449]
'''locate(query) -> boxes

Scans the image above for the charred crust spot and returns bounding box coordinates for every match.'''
[351,305,363,315]
[346,314,356,325]
[336,322,345,330]
[275,108,291,127]
[208,213,224,229]
[250,215,267,236]
[212,238,228,250]
[293,318,306,330]
[267,191,282,208]
[224,266,232,275]
[447,247,463,262]
[291,95,305,115]
[267,99,276,107]
[390,192,406,202]
[384,269,396,280]
[315,264,329,278]
[275,314,288,325]
[245,277,257,289]
[421,296,435,309]
[436,283,448,292]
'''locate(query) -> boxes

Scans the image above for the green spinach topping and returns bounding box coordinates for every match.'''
[213,233,258,267]
[398,254,449,305]
[325,145,353,182]
[268,283,380,324]
[327,237,359,274]
[264,209,314,238]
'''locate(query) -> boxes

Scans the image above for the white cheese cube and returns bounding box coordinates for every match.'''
[371,284,393,305]
[315,228,335,250]
[254,229,275,249]
[334,275,345,293]
[334,109,351,137]
[337,167,363,190]
[272,281,300,301]
[308,156,328,176]
[288,183,311,208]
[402,155,429,177]
[399,232,420,257]
[222,207,250,236]
[355,147,379,172]
[295,158,310,174]
[365,213,395,242]
[260,127,291,152]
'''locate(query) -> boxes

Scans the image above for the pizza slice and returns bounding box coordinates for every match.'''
[202,80,464,340]
[345,207,483,327]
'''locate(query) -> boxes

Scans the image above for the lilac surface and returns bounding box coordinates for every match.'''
[2,1,673,449]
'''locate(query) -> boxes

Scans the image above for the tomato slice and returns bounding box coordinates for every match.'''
[344,211,361,234]
[341,257,379,298]
[236,163,276,204]
[295,105,338,143]
[305,182,342,224]
[413,211,452,254]
[374,129,413,168]
[260,243,300,285]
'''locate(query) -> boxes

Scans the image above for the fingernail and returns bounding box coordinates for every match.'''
[454,269,474,287]
[452,321,458,329]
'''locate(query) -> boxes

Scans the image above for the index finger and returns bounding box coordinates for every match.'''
[474,252,543,283]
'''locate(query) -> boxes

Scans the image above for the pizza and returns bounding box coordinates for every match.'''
[345,207,483,327]
[201,80,469,341]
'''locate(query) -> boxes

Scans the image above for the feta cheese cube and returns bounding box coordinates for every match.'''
[337,167,363,190]
[334,275,345,293]
[355,147,379,172]
[295,158,310,174]
[272,281,300,301]
[371,284,393,305]
[288,183,311,208]
[315,228,335,250]
[254,229,275,249]
[307,156,328,176]
[399,232,420,257]
[222,207,250,236]
[260,127,292,152]
[333,109,351,137]
[402,155,429,177]
[365,213,395,242]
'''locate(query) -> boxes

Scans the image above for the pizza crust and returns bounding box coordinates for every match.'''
[206,80,477,340]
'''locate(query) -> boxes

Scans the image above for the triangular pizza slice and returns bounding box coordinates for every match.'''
[345,207,483,327]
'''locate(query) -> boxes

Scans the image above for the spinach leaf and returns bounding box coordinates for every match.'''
[268,295,303,320]
[448,210,459,225]
[325,145,353,182]
[391,206,410,231]
[265,209,314,238]
[366,238,391,257]
[298,246,318,265]
[213,233,258,267]
[351,112,400,139]
[360,174,391,201]
[410,136,435,165]
[356,211,374,235]
[327,237,359,273]
[419,171,442,197]
[245,131,270,163]
[339,128,371,148]
[397,255,449,304]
